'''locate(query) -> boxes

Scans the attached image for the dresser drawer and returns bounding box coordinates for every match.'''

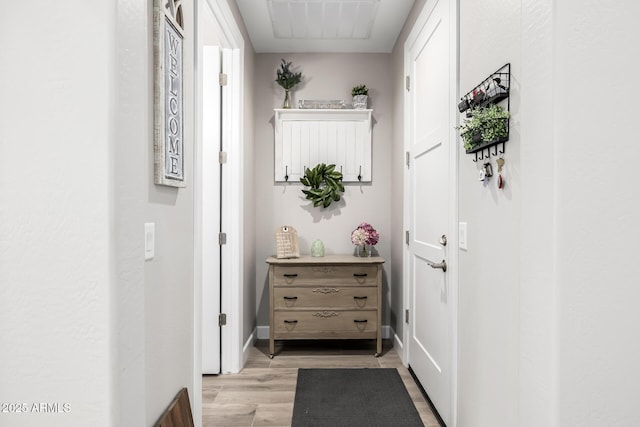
[273,264,378,286]
[273,310,377,338]
[273,286,377,309]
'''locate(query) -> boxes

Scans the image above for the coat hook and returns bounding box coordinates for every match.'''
[358,165,362,181]
[284,165,289,182]
[499,142,505,154]
[491,144,498,156]
[473,152,478,162]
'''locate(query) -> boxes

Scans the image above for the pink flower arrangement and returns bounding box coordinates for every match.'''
[350,222,379,246]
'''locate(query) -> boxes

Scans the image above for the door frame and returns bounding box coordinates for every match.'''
[402,0,459,425]
[193,0,245,424]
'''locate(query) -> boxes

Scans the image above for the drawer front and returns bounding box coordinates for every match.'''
[273,287,377,309]
[273,264,378,286]
[273,310,377,337]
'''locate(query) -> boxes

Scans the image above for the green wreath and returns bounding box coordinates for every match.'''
[300,163,345,208]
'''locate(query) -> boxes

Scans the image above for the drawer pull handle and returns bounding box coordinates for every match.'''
[354,319,368,324]
[353,296,368,300]
[283,274,298,278]
[283,296,298,300]
[353,273,368,277]
[284,320,298,324]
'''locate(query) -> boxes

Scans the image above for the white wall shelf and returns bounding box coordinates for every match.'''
[274,108,373,183]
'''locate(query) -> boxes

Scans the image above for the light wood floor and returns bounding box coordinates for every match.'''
[202,339,441,426]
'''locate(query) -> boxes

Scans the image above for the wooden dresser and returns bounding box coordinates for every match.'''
[266,255,385,358]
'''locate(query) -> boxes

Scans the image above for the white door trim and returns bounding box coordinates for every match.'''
[194,0,245,425]
[402,0,459,425]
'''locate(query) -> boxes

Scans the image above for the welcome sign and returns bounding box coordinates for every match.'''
[154,0,185,187]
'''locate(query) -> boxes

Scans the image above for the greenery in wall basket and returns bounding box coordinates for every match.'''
[300,163,345,208]
[457,104,510,151]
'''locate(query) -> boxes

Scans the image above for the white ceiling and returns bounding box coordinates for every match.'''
[235,0,415,53]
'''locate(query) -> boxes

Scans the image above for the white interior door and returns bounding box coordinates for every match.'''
[202,45,222,374]
[405,0,456,424]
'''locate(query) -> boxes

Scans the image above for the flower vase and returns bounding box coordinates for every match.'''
[359,244,370,257]
[283,90,291,109]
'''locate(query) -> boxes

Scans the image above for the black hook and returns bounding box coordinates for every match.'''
[473,152,478,162]
[499,142,505,154]
[491,144,499,156]
[284,166,289,182]
[358,165,362,181]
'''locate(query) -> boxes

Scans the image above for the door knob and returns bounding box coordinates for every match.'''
[428,260,447,272]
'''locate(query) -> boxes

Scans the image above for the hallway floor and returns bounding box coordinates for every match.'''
[202,339,440,426]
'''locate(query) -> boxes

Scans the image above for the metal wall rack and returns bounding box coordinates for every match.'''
[458,63,511,162]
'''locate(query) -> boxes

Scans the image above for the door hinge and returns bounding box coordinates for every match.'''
[219,232,227,245]
[406,75,410,91]
[406,152,410,168]
[219,151,227,164]
[218,313,227,326]
[405,230,410,245]
[405,309,409,323]
[219,73,228,86]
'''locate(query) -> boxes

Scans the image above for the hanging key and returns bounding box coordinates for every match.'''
[496,158,505,189]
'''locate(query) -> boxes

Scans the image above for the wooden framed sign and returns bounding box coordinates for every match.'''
[153,0,185,187]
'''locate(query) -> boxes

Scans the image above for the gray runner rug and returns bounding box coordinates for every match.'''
[292,368,424,427]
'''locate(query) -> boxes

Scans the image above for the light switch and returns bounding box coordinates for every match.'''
[459,222,468,250]
[145,223,155,260]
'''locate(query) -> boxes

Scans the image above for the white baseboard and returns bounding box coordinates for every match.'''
[242,328,257,367]
[256,325,395,340]
[393,331,403,351]
[256,326,269,340]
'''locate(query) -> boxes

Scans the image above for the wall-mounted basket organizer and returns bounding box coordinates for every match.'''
[274,108,372,182]
[458,63,510,162]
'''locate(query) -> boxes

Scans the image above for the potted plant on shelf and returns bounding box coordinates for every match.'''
[351,84,369,109]
[457,104,510,151]
[275,59,302,109]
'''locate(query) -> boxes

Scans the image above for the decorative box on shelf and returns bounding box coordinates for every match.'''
[274,108,373,183]
[297,99,346,109]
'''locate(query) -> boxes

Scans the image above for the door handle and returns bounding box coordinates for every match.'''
[428,260,447,272]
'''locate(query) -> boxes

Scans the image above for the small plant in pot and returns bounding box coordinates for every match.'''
[351,84,369,109]
[457,104,510,151]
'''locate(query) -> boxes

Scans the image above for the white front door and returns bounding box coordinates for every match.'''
[201,45,222,374]
[405,0,457,424]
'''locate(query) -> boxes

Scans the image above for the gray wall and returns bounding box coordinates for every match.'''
[253,53,394,331]
[457,0,521,425]
[1,0,199,425]
[0,2,116,425]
